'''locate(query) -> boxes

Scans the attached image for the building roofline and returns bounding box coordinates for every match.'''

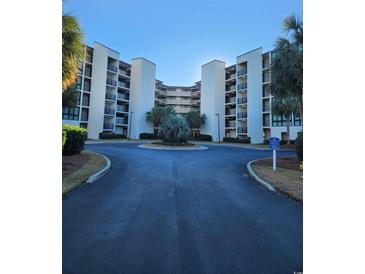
[236,47,263,58]
[201,59,225,67]
[94,41,120,54]
[131,57,156,66]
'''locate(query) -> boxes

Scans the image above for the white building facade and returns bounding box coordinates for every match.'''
[62,42,302,143]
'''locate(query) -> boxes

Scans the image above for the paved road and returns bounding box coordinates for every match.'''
[63,143,302,274]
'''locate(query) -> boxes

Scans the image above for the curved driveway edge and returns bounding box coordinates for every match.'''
[85,150,112,183]
[246,159,276,192]
[138,144,208,150]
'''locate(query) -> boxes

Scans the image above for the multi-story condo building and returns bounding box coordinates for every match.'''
[155,81,201,114]
[62,42,302,143]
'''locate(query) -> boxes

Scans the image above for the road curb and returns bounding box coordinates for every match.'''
[246,159,276,192]
[85,151,112,183]
[137,144,208,150]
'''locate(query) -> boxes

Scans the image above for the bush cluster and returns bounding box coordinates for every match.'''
[223,136,251,144]
[295,132,303,160]
[139,133,156,139]
[62,128,67,149]
[99,132,126,139]
[62,125,88,155]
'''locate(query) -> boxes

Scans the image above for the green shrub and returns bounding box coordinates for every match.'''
[159,115,190,144]
[295,132,303,160]
[139,133,156,139]
[99,132,126,139]
[195,134,212,141]
[62,128,67,149]
[223,136,251,144]
[62,125,88,155]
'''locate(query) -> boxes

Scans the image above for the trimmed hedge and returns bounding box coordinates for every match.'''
[139,133,156,139]
[295,132,303,160]
[62,128,67,149]
[62,125,88,155]
[195,134,212,141]
[99,132,126,139]
[223,136,251,144]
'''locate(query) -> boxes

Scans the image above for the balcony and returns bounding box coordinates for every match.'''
[105,93,116,101]
[118,81,129,89]
[237,112,247,119]
[116,117,127,125]
[104,108,115,115]
[225,97,236,104]
[103,123,114,130]
[86,55,92,63]
[191,91,200,97]
[263,121,270,127]
[226,121,236,128]
[116,105,127,112]
[106,79,117,87]
[119,70,129,77]
[237,83,247,90]
[226,74,236,81]
[80,115,88,122]
[225,109,236,116]
[117,93,129,100]
[226,85,236,92]
[263,105,270,112]
[237,97,247,105]
[237,127,247,134]
[237,69,247,77]
[107,64,118,73]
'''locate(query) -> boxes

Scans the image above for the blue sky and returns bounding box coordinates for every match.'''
[63,0,302,86]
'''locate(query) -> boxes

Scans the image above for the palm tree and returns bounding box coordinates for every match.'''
[62,14,84,92]
[184,111,206,139]
[146,106,176,136]
[272,94,297,144]
[160,115,190,144]
[271,15,303,122]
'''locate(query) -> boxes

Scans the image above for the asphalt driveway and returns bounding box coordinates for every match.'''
[63,143,302,274]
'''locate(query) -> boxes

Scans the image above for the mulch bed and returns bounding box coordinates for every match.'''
[254,156,301,171]
[62,153,89,178]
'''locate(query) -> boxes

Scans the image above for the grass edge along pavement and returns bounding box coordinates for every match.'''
[247,157,303,203]
[62,150,110,196]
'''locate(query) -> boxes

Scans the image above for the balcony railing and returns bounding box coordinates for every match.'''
[118,81,129,88]
[191,91,200,97]
[107,64,118,73]
[86,55,93,63]
[237,83,247,90]
[106,79,117,87]
[263,105,270,112]
[226,121,236,128]
[119,70,129,77]
[105,93,116,101]
[225,109,236,115]
[237,97,247,104]
[226,74,236,80]
[103,123,114,130]
[226,85,235,91]
[104,108,115,115]
[237,69,247,77]
[237,112,247,119]
[116,117,127,125]
[263,121,270,127]
[225,97,236,104]
[237,127,247,134]
[116,105,127,112]
[80,115,88,122]
[117,93,129,100]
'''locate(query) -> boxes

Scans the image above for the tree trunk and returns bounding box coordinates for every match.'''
[286,115,291,144]
[296,95,303,125]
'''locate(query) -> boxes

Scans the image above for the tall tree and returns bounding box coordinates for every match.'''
[62,14,84,92]
[271,15,303,122]
[184,111,206,139]
[146,106,176,136]
[272,94,297,144]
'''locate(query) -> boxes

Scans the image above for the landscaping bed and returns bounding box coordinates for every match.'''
[62,151,107,195]
[251,157,303,202]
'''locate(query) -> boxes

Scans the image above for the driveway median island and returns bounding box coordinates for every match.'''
[250,157,303,202]
[62,151,108,196]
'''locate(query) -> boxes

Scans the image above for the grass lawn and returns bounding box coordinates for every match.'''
[252,157,303,202]
[62,151,106,196]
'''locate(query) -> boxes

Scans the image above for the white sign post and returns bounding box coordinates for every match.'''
[268,137,280,171]
[273,149,276,171]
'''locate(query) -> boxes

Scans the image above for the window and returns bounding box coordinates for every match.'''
[76,76,82,90]
[272,114,290,127]
[62,107,79,121]
[83,79,91,92]
[294,112,302,126]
